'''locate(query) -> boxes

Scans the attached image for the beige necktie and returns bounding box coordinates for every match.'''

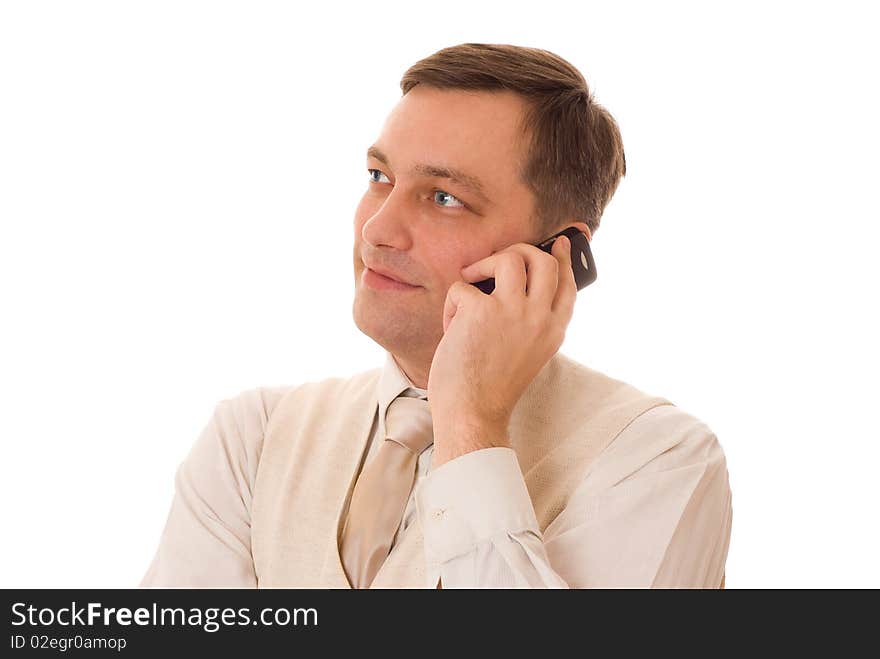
[340,395,434,588]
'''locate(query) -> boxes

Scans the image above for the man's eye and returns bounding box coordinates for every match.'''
[367,168,390,184]
[433,190,466,209]
[367,169,467,210]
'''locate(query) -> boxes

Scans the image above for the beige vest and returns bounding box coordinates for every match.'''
[251,352,672,588]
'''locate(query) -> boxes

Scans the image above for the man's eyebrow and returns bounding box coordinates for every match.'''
[367,145,491,204]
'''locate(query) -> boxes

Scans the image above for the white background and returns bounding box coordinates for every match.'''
[1,1,877,588]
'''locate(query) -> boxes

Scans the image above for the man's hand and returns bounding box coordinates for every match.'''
[427,233,579,468]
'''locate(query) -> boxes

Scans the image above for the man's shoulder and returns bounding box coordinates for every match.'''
[216,365,383,426]
[539,351,664,401]
[598,395,728,494]
[542,351,725,456]
[552,352,714,419]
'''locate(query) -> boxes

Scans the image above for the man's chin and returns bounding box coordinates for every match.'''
[353,301,432,350]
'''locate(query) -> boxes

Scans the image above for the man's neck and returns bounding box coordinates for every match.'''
[391,352,430,390]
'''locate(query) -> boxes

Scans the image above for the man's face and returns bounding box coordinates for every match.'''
[352,86,542,361]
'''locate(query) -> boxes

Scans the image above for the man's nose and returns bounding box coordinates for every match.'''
[361,188,415,251]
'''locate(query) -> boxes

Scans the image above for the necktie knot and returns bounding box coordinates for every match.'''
[384,396,433,455]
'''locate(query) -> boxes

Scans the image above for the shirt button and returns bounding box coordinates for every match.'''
[432,508,446,519]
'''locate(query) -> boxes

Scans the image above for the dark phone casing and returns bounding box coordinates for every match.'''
[472,226,596,295]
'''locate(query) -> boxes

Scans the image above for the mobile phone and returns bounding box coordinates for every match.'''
[472,226,597,295]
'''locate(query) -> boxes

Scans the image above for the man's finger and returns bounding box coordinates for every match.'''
[442,280,485,333]
[460,251,528,298]
[551,234,578,316]
[462,244,558,306]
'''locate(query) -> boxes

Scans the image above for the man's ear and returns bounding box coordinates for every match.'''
[567,221,592,243]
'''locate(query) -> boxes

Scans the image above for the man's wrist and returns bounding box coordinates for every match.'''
[431,418,510,468]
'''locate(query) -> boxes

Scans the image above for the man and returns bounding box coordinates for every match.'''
[141,43,732,589]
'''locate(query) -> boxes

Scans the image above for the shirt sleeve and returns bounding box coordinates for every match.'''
[415,405,733,588]
[415,447,569,588]
[139,386,287,587]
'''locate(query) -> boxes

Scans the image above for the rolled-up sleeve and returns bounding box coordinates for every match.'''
[139,387,287,587]
[415,406,733,588]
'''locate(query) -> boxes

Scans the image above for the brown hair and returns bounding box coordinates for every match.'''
[400,43,626,239]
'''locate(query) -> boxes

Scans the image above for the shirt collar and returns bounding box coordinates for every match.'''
[378,350,428,404]
[376,351,428,438]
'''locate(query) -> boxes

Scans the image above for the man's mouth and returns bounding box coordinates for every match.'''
[362,266,420,291]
